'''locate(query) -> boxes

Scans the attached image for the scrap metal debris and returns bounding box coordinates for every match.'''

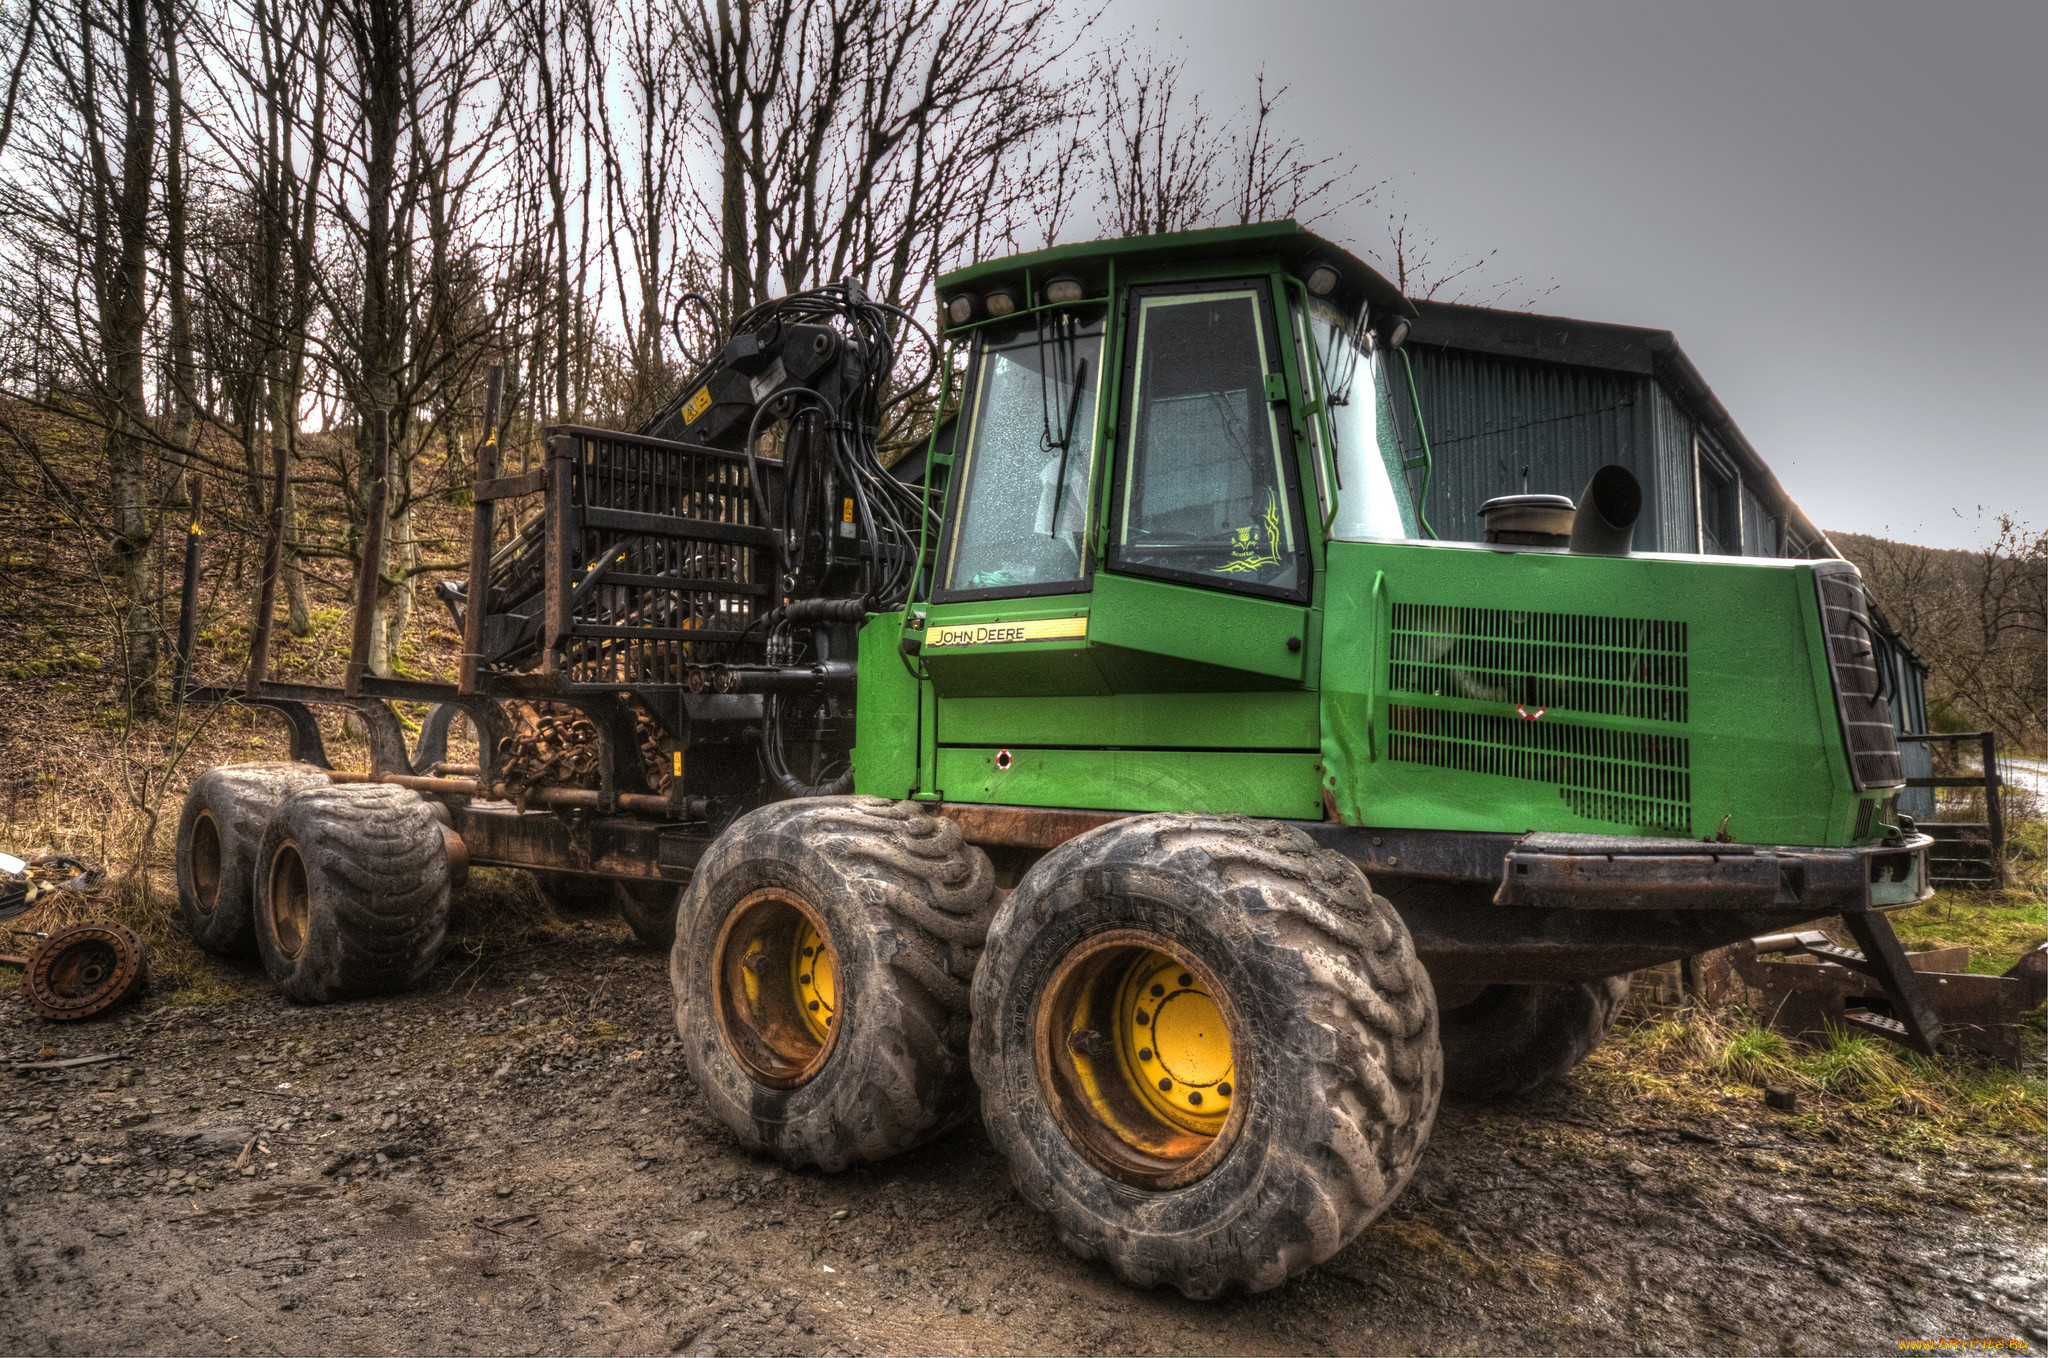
[1717,933,2046,1066]
[1,853,104,921]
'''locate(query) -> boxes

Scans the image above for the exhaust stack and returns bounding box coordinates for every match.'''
[1569,465,1642,556]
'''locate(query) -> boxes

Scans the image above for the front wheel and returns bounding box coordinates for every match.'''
[971,814,1441,1298]
[672,797,998,1170]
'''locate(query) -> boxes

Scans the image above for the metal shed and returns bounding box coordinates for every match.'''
[1386,300,1931,742]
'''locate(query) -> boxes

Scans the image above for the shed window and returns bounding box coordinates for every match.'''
[1695,439,1742,556]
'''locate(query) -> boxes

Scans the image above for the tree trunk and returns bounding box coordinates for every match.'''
[107,0,160,714]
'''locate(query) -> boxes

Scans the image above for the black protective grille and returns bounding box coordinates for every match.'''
[1387,703,1692,835]
[1388,603,1688,723]
[1813,562,1903,789]
[553,426,780,684]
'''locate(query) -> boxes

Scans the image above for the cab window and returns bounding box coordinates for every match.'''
[1305,297,1418,540]
[1108,282,1305,600]
[940,309,1103,596]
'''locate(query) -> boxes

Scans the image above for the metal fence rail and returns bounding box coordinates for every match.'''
[1898,732,2005,889]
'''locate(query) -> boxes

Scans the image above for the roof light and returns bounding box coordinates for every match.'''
[1372,314,1410,350]
[1044,275,1084,304]
[945,294,977,327]
[1304,261,1341,297]
[983,285,1021,318]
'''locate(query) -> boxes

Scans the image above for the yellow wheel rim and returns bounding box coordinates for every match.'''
[792,919,838,1042]
[712,889,842,1088]
[1115,951,1233,1134]
[1035,930,1244,1189]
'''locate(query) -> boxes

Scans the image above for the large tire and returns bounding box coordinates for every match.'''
[672,796,998,1170]
[616,877,684,950]
[174,762,330,956]
[252,783,451,1003]
[971,814,1440,1298]
[1437,977,1631,1100]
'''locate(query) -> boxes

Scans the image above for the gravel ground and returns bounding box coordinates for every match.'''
[4,913,2044,1357]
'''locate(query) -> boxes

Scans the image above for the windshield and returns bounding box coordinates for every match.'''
[1305,297,1417,540]
[941,309,1104,594]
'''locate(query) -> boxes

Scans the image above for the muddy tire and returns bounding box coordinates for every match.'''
[616,878,684,951]
[1438,977,1631,1100]
[970,814,1440,1298]
[673,797,998,1171]
[252,783,451,1003]
[174,762,330,956]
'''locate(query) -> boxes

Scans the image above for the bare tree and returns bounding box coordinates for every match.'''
[673,0,1086,325]
[1842,514,2047,754]
[1093,49,1219,238]
[0,0,166,711]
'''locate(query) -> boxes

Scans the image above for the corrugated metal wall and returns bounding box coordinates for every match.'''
[1391,348,1787,560]
[1648,385,1700,554]
[1388,348,1654,545]
[1741,485,1774,555]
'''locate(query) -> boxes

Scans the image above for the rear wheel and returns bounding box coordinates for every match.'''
[971,814,1441,1298]
[252,784,451,1003]
[533,871,614,914]
[673,797,998,1170]
[616,877,684,950]
[175,763,330,956]
[1437,977,1631,1100]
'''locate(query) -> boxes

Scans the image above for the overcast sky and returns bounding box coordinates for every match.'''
[1116,0,2044,550]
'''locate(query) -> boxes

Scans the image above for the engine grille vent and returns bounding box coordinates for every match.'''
[1388,604,1688,724]
[1388,704,1692,835]
[1813,563,1903,789]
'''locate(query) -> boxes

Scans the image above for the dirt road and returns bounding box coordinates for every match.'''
[4,911,2043,1357]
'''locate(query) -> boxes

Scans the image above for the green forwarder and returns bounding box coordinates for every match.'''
[175,221,1935,1298]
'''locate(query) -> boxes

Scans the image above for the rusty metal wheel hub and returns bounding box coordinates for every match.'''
[22,921,148,1021]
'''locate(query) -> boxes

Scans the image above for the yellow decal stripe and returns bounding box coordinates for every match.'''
[925,617,1087,648]
[682,385,713,424]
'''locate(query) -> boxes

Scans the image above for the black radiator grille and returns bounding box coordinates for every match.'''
[1387,703,1692,835]
[1388,603,1688,723]
[1813,562,1903,789]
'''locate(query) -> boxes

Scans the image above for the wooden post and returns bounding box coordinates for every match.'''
[344,412,391,695]
[459,365,504,693]
[245,447,289,693]
[172,474,204,697]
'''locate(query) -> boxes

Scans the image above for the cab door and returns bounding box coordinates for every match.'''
[1089,278,1314,689]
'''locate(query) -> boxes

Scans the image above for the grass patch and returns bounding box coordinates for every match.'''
[1590,1005,2047,1151]
[1887,892,2046,974]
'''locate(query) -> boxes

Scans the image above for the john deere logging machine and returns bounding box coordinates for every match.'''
[176,222,1936,1296]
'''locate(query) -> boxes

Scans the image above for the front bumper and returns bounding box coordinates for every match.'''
[1307,826,1933,916]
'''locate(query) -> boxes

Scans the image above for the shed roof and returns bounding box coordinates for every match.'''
[1406,300,1835,559]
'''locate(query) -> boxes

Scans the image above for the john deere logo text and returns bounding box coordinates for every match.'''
[925,617,1087,648]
